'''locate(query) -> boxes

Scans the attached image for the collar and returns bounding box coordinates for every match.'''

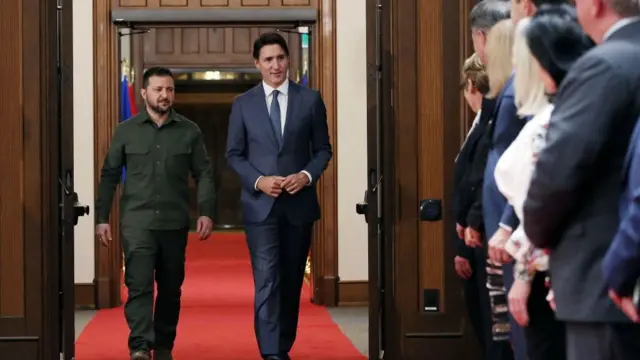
[603,17,640,41]
[262,79,290,97]
[140,108,180,125]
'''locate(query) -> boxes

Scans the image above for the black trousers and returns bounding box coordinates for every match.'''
[525,271,566,360]
[244,201,313,357]
[121,225,188,353]
[468,245,515,360]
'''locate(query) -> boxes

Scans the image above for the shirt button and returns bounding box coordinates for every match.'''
[155,210,160,215]
[156,145,160,148]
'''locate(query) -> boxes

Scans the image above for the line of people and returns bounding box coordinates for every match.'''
[453,1,640,359]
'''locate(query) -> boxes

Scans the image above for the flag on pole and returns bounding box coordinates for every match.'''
[120,74,136,182]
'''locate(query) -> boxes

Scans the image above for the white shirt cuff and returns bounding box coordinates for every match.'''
[254,176,263,191]
[499,223,513,232]
[301,171,312,186]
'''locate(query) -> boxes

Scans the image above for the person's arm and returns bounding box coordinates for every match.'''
[225,98,265,193]
[524,56,629,248]
[499,205,519,232]
[95,125,126,224]
[190,128,215,220]
[301,92,333,183]
[603,133,640,297]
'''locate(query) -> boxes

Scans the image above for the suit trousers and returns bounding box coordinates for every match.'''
[566,322,640,360]
[245,200,313,356]
[524,272,566,360]
[121,225,188,353]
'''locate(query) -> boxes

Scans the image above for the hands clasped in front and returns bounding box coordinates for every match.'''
[258,173,309,197]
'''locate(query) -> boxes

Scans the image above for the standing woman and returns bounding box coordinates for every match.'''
[453,52,492,354]
[468,18,526,353]
[494,5,595,360]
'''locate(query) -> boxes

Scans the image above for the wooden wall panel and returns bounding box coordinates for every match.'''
[143,27,300,69]
[0,0,64,357]
[113,0,315,8]
[0,0,26,319]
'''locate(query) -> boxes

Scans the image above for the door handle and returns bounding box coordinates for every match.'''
[356,190,369,223]
[419,198,442,222]
[71,192,90,226]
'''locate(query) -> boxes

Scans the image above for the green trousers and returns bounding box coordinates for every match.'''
[121,225,188,353]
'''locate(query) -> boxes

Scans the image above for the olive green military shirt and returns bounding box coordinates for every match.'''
[95,109,215,230]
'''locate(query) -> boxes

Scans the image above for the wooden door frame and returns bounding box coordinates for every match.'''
[93,0,339,308]
[366,0,479,358]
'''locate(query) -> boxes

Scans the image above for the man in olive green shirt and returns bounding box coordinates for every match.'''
[95,67,215,360]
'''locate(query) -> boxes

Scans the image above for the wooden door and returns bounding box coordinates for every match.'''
[0,0,84,358]
[366,0,481,359]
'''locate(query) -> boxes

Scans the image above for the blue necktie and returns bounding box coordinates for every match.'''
[270,90,283,146]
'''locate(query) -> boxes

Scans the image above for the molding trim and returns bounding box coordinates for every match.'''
[338,280,368,306]
[94,1,338,309]
[94,0,124,309]
[310,0,339,307]
[75,283,96,309]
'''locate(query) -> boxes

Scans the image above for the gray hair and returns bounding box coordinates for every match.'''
[470,0,512,31]
[606,0,640,17]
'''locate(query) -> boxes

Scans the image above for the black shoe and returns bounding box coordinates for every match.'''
[131,350,151,360]
[154,348,173,360]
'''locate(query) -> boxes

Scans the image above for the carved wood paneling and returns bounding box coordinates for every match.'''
[143,27,301,70]
[114,0,315,8]
[0,0,25,318]
[0,0,65,357]
[310,0,338,306]
[380,0,481,357]
[95,0,124,308]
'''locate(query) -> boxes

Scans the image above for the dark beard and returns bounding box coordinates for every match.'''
[148,103,171,115]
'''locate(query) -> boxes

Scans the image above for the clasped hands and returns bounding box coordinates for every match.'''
[258,173,309,197]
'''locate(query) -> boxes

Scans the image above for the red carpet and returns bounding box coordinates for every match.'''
[75,232,365,359]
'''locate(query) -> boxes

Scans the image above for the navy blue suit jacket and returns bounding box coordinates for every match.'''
[225,81,332,225]
[482,75,527,237]
[603,117,640,297]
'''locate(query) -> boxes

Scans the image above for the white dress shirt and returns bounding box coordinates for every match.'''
[263,79,289,135]
[254,79,312,190]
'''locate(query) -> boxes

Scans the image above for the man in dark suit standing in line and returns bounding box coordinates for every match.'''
[523,0,640,358]
[226,32,332,360]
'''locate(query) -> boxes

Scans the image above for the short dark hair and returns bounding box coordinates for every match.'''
[525,4,595,86]
[142,67,173,88]
[469,0,511,32]
[252,32,290,60]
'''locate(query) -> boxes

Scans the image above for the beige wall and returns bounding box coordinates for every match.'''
[72,2,370,283]
[336,0,368,281]
[73,0,95,284]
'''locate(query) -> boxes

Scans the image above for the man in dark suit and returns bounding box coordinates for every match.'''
[523,0,640,358]
[225,32,332,360]
[603,116,640,324]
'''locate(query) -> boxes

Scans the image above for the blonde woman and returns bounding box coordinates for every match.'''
[468,19,530,356]
[494,17,560,360]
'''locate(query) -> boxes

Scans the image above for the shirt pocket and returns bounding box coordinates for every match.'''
[124,144,151,174]
[167,143,192,176]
